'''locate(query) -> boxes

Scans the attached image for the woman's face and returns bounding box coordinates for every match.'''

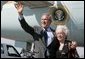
[56,29,66,42]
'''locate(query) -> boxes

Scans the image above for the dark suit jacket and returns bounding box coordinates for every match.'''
[18,17,60,58]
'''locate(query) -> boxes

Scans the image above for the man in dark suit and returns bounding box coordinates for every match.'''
[15,2,59,58]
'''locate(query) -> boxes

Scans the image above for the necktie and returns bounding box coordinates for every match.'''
[43,30,49,57]
[43,30,48,46]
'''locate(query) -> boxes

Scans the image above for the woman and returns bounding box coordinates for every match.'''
[55,25,79,58]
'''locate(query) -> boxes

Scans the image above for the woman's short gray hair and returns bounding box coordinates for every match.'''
[56,25,69,35]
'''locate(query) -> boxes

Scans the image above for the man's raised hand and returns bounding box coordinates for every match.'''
[15,1,24,15]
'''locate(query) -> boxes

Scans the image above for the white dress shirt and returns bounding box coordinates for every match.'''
[43,27,54,46]
[59,43,64,50]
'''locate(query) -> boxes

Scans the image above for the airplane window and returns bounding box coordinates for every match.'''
[1,44,4,54]
[7,45,21,57]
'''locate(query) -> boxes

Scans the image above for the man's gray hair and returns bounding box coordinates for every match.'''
[42,13,52,22]
[42,13,51,17]
[56,25,69,35]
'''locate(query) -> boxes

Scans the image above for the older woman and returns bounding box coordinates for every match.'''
[55,25,79,58]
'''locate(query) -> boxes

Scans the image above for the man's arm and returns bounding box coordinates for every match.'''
[18,15,34,36]
[15,2,35,36]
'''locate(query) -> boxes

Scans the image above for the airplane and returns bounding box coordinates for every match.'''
[1,1,84,58]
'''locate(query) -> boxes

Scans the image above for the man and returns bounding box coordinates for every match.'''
[15,2,59,58]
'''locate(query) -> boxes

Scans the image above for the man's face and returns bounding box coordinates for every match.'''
[41,15,51,28]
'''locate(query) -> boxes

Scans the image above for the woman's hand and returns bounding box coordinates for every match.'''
[70,41,77,49]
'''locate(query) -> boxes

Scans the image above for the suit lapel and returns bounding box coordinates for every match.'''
[40,30,47,46]
[62,40,69,54]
